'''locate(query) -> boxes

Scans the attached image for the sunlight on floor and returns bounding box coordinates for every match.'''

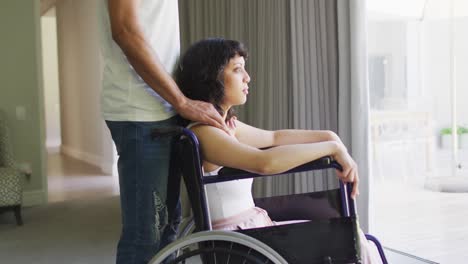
[373,180,468,264]
[47,152,119,203]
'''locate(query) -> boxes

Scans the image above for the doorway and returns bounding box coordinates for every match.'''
[40,6,118,203]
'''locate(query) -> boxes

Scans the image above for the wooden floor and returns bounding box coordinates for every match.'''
[48,152,468,263]
[374,181,468,264]
[47,152,119,203]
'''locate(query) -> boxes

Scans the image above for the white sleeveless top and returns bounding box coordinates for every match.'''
[97,0,179,121]
[187,123,256,221]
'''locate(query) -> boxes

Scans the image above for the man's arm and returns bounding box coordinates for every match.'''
[107,0,228,131]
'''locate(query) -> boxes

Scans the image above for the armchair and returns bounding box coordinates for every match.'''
[0,110,24,225]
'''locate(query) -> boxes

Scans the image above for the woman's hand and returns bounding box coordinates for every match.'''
[333,143,360,199]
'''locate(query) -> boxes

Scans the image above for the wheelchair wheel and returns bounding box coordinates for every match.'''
[149,230,288,264]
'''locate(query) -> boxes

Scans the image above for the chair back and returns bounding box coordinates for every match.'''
[0,110,23,211]
[0,110,15,168]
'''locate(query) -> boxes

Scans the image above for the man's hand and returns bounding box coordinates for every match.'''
[177,98,229,133]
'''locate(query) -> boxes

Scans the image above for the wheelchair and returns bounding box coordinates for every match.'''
[149,127,388,264]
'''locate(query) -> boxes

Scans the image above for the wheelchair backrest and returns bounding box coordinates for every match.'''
[178,130,211,231]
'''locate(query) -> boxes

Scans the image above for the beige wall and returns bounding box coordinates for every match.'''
[56,0,114,173]
[0,0,47,205]
[0,0,114,206]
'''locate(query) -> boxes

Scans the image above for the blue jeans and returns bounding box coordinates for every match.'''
[106,116,181,264]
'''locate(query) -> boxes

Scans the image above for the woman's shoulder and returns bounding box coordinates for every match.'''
[186,122,222,135]
[186,122,221,132]
[187,121,238,138]
[186,121,204,129]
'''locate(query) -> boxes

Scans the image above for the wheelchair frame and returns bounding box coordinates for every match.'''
[150,127,388,264]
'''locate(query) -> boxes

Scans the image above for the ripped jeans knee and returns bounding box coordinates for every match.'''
[154,192,169,233]
[153,191,181,246]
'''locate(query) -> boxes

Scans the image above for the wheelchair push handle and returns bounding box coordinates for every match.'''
[151,126,185,138]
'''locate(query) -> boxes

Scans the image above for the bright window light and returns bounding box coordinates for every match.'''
[367,0,427,20]
[368,0,468,20]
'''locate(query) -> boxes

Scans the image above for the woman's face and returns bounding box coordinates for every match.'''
[221,55,251,109]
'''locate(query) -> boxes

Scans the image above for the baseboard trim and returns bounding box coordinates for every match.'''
[61,145,112,175]
[46,140,61,153]
[100,162,114,175]
[23,190,46,207]
[47,145,61,154]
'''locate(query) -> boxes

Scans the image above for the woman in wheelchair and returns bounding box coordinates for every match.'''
[175,38,381,263]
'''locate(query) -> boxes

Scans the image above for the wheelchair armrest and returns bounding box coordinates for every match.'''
[203,156,341,184]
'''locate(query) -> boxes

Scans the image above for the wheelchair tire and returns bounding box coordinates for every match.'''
[149,230,288,264]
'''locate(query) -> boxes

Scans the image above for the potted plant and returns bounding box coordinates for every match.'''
[460,126,468,149]
[440,126,468,149]
[440,127,452,149]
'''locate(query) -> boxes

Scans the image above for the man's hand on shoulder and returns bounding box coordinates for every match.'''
[176,98,229,133]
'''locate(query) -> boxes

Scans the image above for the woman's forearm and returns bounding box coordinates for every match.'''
[253,141,341,175]
[271,130,342,146]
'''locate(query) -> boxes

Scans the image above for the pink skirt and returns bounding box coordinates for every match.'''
[211,207,306,230]
[211,207,274,230]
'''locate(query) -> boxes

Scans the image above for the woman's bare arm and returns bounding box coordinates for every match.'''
[235,121,343,148]
[205,121,359,198]
[192,125,343,175]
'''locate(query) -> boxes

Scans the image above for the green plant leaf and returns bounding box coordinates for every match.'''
[440,126,468,135]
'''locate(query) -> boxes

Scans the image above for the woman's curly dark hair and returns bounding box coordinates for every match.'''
[175,38,248,122]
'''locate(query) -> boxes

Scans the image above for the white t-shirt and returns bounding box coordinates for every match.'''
[97,0,179,121]
[187,122,256,221]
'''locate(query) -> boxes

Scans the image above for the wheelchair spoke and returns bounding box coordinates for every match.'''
[226,242,234,264]
[211,240,217,264]
[149,231,288,264]
[242,247,253,264]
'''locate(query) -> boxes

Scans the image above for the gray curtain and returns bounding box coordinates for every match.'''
[337,0,371,231]
[289,0,339,194]
[178,0,370,230]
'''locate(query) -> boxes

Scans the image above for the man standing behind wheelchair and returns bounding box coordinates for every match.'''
[176,38,382,264]
[97,1,231,263]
